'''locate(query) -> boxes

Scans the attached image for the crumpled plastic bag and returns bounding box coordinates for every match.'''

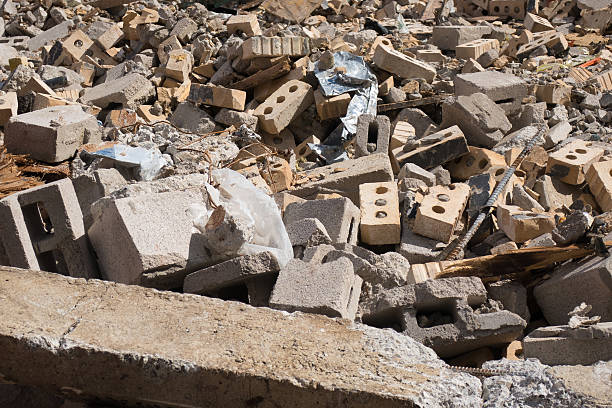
[189,168,293,267]
[90,144,168,181]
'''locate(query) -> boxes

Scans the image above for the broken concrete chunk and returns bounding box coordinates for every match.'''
[80,73,155,109]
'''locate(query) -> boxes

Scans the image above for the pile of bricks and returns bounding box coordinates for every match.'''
[0,0,611,404]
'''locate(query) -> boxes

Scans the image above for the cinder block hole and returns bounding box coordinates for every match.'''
[362,310,404,332]
[376,186,388,194]
[276,96,285,103]
[575,149,587,154]
[217,283,250,303]
[346,285,355,310]
[264,107,273,114]
[22,202,54,241]
[273,137,282,145]
[347,217,356,242]
[416,303,456,328]
[288,85,298,93]
[496,97,515,105]
[36,250,61,274]
[367,122,379,146]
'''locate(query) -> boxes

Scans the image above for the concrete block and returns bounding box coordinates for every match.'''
[447,146,506,181]
[355,114,390,158]
[286,218,332,255]
[534,256,612,325]
[226,14,262,36]
[0,266,484,407]
[183,251,280,295]
[398,163,436,187]
[462,58,485,73]
[414,183,470,243]
[455,38,500,60]
[313,88,350,120]
[5,105,100,163]
[373,45,436,83]
[497,204,555,243]
[284,197,360,245]
[432,25,491,50]
[393,126,469,170]
[441,93,511,148]
[523,323,612,366]
[487,280,530,322]
[169,17,197,43]
[188,83,246,111]
[253,80,314,134]
[80,73,154,109]
[359,182,401,245]
[0,179,98,278]
[290,154,394,205]
[586,159,612,212]
[524,12,554,32]
[454,71,528,115]
[476,49,499,68]
[88,189,212,290]
[269,257,362,319]
[241,36,310,60]
[72,168,127,230]
[169,101,216,134]
[544,121,571,149]
[0,91,18,127]
[546,140,604,185]
[360,277,526,357]
[27,20,73,51]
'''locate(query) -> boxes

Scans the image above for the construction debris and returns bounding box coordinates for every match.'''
[0,0,611,404]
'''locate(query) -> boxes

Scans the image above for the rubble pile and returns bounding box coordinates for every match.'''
[0,0,611,405]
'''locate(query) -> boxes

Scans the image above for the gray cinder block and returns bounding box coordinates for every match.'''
[454,71,528,115]
[355,114,391,158]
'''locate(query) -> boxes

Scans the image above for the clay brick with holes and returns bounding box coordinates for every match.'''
[488,0,525,18]
[454,71,528,115]
[253,80,314,134]
[188,84,246,111]
[314,88,351,120]
[546,140,604,185]
[165,49,193,82]
[0,179,98,278]
[586,160,612,212]
[592,70,612,91]
[262,158,293,193]
[369,36,394,56]
[416,49,444,63]
[359,182,401,245]
[241,36,310,60]
[524,12,554,32]
[355,114,390,158]
[269,257,362,319]
[284,197,360,245]
[536,82,572,105]
[61,30,94,63]
[392,125,469,170]
[373,45,436,83]
[0,92,18,127]
[455,38,499,60]
[262,129,296,151]
[516,31,568,59]
[497,204,555,243]
[448,147,506,181]
[413,183,470,243]
[295,135,320,160]
[226,14,262,36]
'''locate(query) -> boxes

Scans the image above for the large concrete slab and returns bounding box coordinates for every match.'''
[0,266,482,407]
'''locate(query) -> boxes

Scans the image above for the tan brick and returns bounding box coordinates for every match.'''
[55,89,80,101]
[314,88,350,120]
[359,181,401,245]
[295,135,320,160]
[165,49,193,82]
[378,76,393,96]
[137,105,167,123]
[416,49,444,63]
[193,62,216,78]
[535,82,572,104]
[455,38,499,60]
[389,121,416,151]
[0,92,18,127]
[253,80,314,134]
[447,146,506,181]
[524,12,554,32]
[516,31,567,59]
[31,93,71,111]
[373,44,436,83]
[17,76,56,97]
[72,61,95,86]
[497,204,555,243]
[262,158,293,192]
[241,36,310,60]
[188,84,246,111]
[413,183,470,243]
[546,140,604,185]
[61,30,94,63]
[253,62,307,102]
[226,14,262,36]
[95,23,124,50]
[157,35,182,66]
[369,36,394,57]
[585,159,612,212]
